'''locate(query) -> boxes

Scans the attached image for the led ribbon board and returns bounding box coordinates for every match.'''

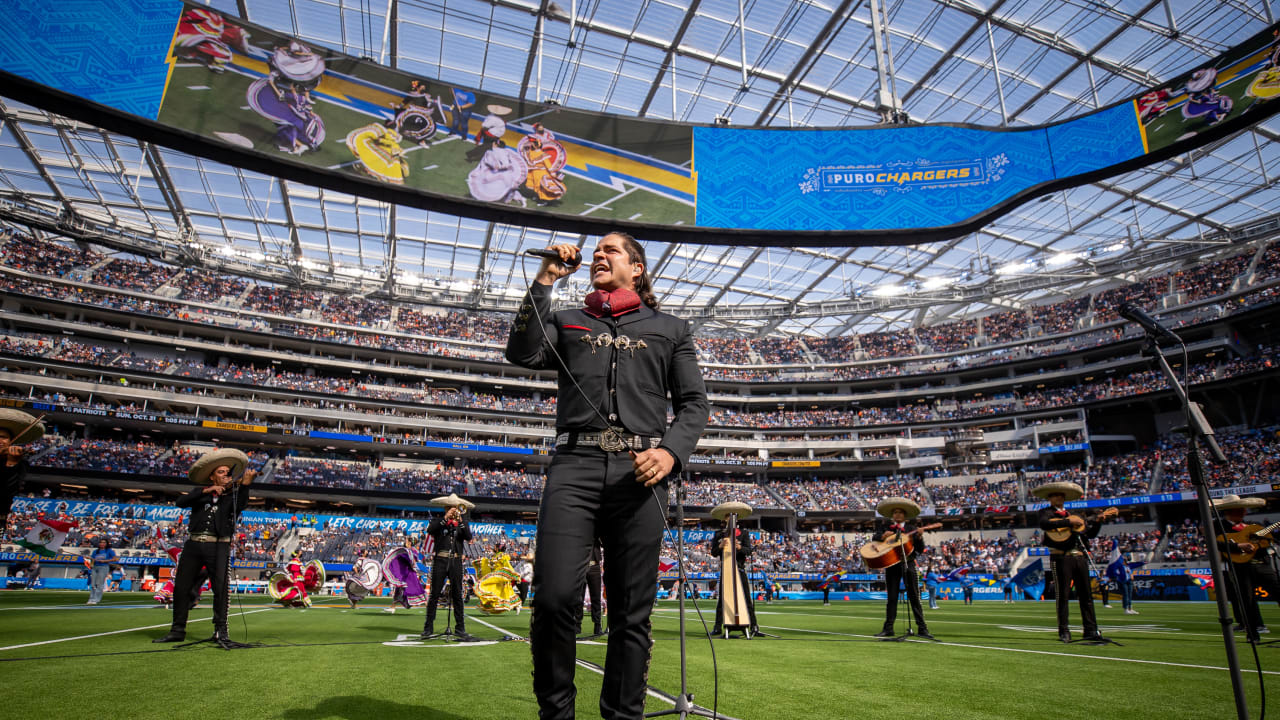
[1,0,1277,246]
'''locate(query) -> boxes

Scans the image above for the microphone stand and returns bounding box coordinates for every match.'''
[1140,335,1247,719]
[646,473,741,720]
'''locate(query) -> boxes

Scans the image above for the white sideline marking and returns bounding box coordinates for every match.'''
[750,622,1280,676]
[0,608,273,651]
[464,615,673,704]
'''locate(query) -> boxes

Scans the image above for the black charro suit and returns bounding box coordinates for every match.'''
[874,520,930,636]
[424,516,472,636]
[1039,506,1104,640]
[167,483,250,637]
[507,281,708,720]
[573,541,605,635]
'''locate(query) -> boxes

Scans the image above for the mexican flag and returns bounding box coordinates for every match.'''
[16,518,77,557]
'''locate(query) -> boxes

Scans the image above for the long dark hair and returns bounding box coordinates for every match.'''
[608,231,659,310]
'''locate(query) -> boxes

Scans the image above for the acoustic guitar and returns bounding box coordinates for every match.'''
[860,523,942,570]
[1045,506,1117,542]
[1217,521,1280,564]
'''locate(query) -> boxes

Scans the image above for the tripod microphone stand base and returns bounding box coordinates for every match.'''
[881,629,913,642]
[643,690,744,720]
[1065,636,1123,647]
[176,634,257,651]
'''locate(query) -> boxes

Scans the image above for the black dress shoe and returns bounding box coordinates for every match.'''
[152,631,185,643]
[422,626,435,638]
[709,627,722,636]
[1082,634,1109,643]
[593,625,604,636]
[1058,631,1072,643]
[454,631,480,642]
[916,630,935,640]
[874,629,895,638]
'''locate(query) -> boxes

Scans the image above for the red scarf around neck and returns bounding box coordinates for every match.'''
[583,288,642,318]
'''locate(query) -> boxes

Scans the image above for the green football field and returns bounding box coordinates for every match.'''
[157,65,695,226]
[0,591,1273,719]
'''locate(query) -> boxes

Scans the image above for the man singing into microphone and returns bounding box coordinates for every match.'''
[422,495,478,641]
[154,448,255,645]
[507,232,708,720]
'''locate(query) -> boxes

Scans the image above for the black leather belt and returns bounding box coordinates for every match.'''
[189,533,231,543]
[556,426,662,452]
[1049,549,1084,556]
[434,551,457,559]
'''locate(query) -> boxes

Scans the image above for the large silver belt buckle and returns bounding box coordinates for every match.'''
[597,426,629,452]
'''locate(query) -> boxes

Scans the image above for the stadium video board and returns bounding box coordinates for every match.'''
[1,0,1277,246]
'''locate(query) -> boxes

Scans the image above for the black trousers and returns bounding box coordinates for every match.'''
[712,565,757,632]
[883,559,928,632]
[1225,561,1266,633]
[425,556,466,632]
[169,540,231,634]
[573,563,603,632]
[1051,552,1098,636]
[530,446,667,720]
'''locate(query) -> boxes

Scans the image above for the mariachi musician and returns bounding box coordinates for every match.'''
[574,539,605,637]
[709,501,758,638]
[0,409,43,529]
[1034,481,1117,643]
[872,497,935,640]
[423,493,478,641]
[1212,494,1275,641]
[154,449,255,645]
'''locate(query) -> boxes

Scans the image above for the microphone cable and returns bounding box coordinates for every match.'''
[518,254,723,717]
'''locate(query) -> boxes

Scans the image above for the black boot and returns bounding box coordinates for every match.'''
[152,630,185,643]
[874,627,895,638]
[916,627,935,640]
[1058,629,1072,643]
[420,624,435,640]
[593,623,604,636]
[454,628,479,642]
[212,627,236,649]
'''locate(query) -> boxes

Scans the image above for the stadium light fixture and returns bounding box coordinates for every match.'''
[920,276,954,290]
[996,260,1030,275]
[872,283,907,297]
[1045,252,1079,267]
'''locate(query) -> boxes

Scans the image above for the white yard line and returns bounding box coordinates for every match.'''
[465,615,676,706]
[733,609,1228,637]
[0,608,273,651]
[737,621,1280,676]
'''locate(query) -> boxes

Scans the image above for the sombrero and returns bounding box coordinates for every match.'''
[710,501,753,521]
[187,448,250,485]
[1030,481,1084,501]
[430,493,476,511]
[876,497,921,520]
[1213,494,1267,510]
[0,408,45,444]
[486,104,512,116]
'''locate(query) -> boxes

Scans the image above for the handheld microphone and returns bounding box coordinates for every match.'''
[525,247,582,267]
[1117,303,1182,344]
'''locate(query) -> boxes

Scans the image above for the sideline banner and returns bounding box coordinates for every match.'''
[1,1,1277,246]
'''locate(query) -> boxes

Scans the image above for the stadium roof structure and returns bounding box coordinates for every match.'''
[1,0,1279,338]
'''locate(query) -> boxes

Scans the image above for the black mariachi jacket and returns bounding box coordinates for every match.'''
[428,517,472,555]
[710,528,753,568]
[505,282,709,472]
[874,520,926,558]
[1037,506,1103,552]
[177,483,250,538]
